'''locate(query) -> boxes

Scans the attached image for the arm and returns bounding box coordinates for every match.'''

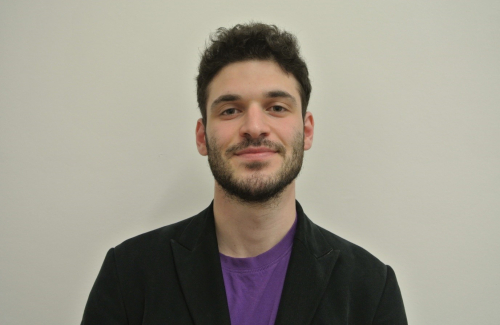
[373,265,408,325]
[81,249,129,325]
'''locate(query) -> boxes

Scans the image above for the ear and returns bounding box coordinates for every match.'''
[303,111,314,151]
[196,118,208,156]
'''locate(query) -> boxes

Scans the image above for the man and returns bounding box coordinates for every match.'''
[82,23,407,325]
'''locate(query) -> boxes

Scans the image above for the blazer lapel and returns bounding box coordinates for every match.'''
[274,202,340,325]
[171,204,231,325]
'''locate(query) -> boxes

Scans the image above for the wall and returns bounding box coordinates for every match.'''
[1,1,499,324]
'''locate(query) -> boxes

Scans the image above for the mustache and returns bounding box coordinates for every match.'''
[225,138,286,158]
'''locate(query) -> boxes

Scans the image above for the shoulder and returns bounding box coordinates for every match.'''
[296,202,387,276]
[304,219,407,323]
[310,219,395,305]
[316,223,386,272]
[111,206,209,264]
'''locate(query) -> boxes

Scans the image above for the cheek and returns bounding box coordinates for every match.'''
[207,124,238,146]
[275,123,303,145]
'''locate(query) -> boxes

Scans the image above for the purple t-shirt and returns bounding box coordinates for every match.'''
[219,218,297,325]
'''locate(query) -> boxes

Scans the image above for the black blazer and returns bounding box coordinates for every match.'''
[82,202,407,324]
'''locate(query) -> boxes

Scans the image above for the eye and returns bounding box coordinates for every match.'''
[221,108,239,116]
[269,105,287,113]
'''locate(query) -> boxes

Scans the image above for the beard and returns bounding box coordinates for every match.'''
[206,132,304,204]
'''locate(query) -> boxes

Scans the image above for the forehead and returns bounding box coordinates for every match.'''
[206,60,301,107]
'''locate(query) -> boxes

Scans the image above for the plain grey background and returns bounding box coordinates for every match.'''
[1,1,499,324]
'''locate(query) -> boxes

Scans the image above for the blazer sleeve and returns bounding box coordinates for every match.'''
[372,265,408,325]
[81,248,129,325]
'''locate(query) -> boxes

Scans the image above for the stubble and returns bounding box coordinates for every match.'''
[206,132,304,204]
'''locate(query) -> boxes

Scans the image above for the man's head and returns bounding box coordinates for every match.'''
[196,23,311,125]
[195,24,314,204]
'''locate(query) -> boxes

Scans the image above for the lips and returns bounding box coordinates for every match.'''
[234,147,277,160]
[235,147,276,155]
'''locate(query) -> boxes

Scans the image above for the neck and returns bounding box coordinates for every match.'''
[213,181,297,258]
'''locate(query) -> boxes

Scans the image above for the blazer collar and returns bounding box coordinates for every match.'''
[275,201,340,325]
[171,201,339,325]
[171,203,231,325]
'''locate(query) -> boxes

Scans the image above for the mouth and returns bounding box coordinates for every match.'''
[225,138,286,160]
[234,147,277,160]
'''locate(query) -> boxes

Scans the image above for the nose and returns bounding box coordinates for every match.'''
[239,103,270,139]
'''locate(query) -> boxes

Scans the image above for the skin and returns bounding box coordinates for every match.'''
[196,60,314,258]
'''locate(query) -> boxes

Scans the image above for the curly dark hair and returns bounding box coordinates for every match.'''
[196,23,311,124]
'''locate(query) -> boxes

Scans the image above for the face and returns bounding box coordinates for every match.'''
[196,60,314,203]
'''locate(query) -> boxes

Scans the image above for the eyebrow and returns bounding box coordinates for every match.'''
[209,90,297,111]
[210,94,242,111]
[264,90,297,104]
